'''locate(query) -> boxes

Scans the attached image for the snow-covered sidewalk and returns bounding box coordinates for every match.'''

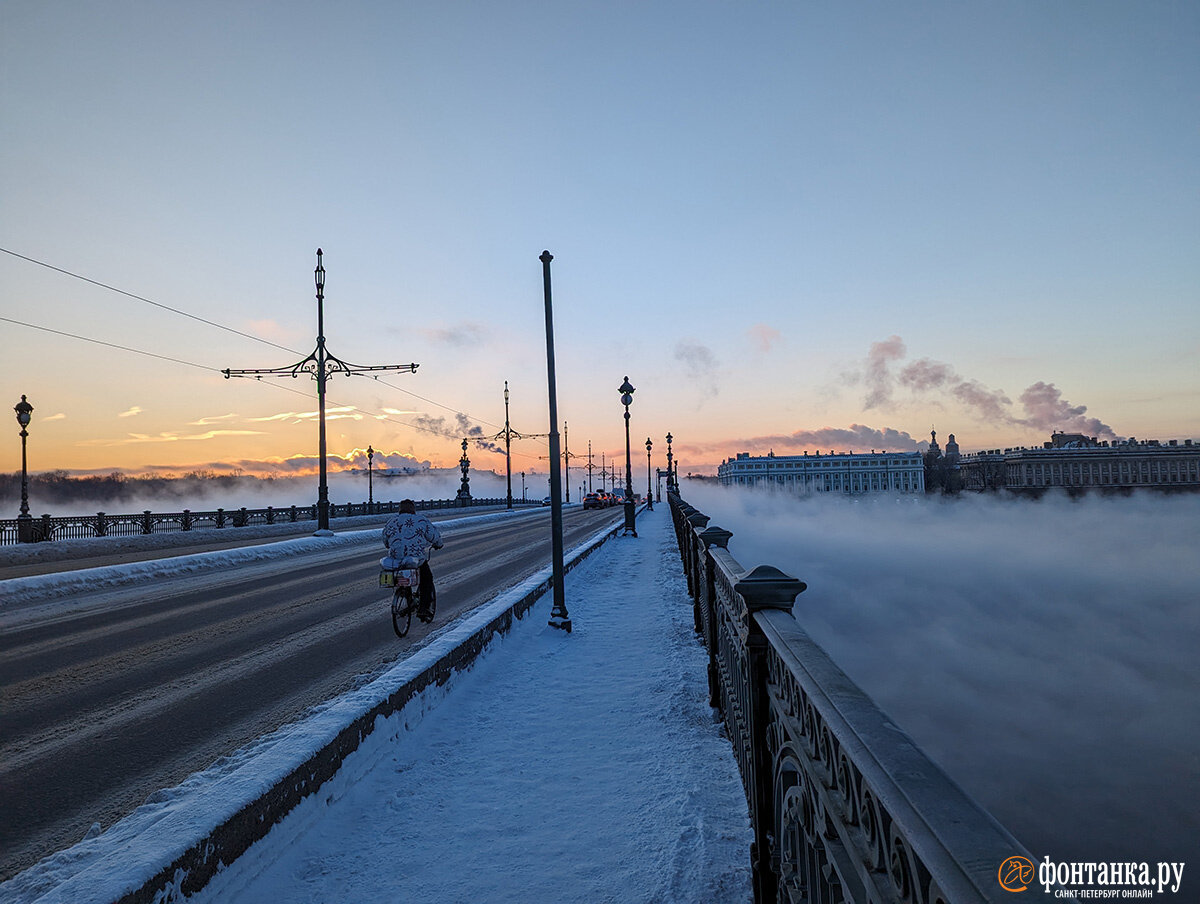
[183,506,751,903]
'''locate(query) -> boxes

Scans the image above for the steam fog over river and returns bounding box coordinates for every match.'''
[685,483,1199,864]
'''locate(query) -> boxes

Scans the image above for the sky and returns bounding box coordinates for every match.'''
[3,1,1198,482]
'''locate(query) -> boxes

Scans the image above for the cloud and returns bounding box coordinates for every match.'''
[42,413,67,421]
[118,406,143,418]
[747,323,781,353]
[703,424,922,455]
[1018,382,1117,440]
[247,406,362,424]
[673,341,720,400]
[417,323,488,347]
[859,336,1119,439]
[242,318,304,346]
[863,335,906,409]
[189,413,240,426]
[77,429,268,446]
[409,412,502,452]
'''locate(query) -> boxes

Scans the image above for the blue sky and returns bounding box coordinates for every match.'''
[2,1,1197,477]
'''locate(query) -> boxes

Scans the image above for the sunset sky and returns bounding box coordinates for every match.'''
[3,1,1197,483]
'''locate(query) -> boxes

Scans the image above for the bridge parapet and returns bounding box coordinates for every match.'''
[668,492,1031,904]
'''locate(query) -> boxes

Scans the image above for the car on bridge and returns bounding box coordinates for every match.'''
[583,493,602,510]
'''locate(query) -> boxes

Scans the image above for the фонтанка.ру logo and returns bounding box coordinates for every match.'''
[1000,856,1037,893]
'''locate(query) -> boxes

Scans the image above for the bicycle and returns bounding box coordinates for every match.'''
[380,557,435,638]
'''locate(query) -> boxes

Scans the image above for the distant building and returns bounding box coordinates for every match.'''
[922,430,962,494]
[716,449,925,495]
[959,433,1200,492]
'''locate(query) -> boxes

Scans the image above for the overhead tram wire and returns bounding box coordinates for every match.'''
[1,246,297,355]
[0,316,538,453]
[1,246,512,439]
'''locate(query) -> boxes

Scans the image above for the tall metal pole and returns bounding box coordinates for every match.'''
[666,432,675,494]
[619,377,637,537]
[504,381,513,510]
[645,437,654,510]
[367,444,374,508]
[224,249,417,535]
[541,251,570,632]
[315,251,331,530]
[15,395,33,543]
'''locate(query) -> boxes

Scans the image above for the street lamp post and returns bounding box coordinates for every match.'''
[666,432,675,494]
[619,377,637,537]
[503,382,513,509]
[223,249,418,534]
[521,471,526,502]
[540,250,570,631]
[367,445,374,509]
[456,438,472,505]
[645,437,654,511]
[14,395,33,543]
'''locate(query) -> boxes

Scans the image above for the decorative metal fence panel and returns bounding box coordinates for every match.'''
[0,498,530,546]
[667,492,1032,904]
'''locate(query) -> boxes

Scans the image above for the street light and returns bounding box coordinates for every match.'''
[14,395,33,543]
[645,437,654,511]
[618,376,637,537]
[367,445,374,509]
[224,250,417,533]
[456,438,472,505]
[666,432,675,494]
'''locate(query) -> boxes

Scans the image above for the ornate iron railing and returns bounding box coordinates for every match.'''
[668,492,1032,904]
[0,497,533,546]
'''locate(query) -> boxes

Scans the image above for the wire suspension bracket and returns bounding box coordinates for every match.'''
[223,249,419,532]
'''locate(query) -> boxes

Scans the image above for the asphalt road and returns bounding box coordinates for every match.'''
[0,506,621,880]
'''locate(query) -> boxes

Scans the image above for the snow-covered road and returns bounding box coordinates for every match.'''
[1,506,752,904]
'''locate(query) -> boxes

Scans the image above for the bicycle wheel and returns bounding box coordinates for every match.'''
[392,586,413,638]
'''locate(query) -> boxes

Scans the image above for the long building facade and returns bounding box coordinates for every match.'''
[959,433,1200,492]
[716,450,926,495]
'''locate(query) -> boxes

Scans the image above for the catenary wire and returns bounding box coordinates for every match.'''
[1,245,511,434]
[0,315,548,459]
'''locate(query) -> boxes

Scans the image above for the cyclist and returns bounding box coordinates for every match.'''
[382,499,443,622]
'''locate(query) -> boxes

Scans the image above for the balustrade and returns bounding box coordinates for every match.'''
[667,492,1031,904]
[0,497,531,545]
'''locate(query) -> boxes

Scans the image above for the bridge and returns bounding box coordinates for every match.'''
[1,498,1032,903]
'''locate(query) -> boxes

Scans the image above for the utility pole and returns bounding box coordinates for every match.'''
[492,380,549,510]
[539,421,576,502]
[540,250,570,633]
[584,440,596,493]
[224,249,418,533]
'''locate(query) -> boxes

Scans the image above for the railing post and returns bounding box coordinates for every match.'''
[95,512,108,537]
[216,508,226,528]
[696,525,733,709]
[141,510,154,535]
[266,506,275,525]
[181,510,192,531]
[684,511,709,599]
[734,565,807,904]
